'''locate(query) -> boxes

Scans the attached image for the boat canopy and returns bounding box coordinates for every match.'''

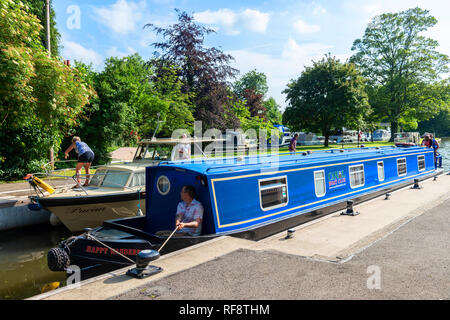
[138,137,225,146]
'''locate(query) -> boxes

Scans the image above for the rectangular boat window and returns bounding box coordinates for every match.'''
[101,171,130,188]
[314,170,326,197]
[397,158,407,176]
[129,172,145,187]
[349,164,365,188]
[417,155,425,171]
[259,176,288,211]
[377,161,385,182]
[90,169,106,186]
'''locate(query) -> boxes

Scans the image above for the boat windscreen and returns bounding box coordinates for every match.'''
[129,172,145,187]
[90,169,106,186]
[101,171,131,188]
[134,145,171,160]
[134,145,153,160]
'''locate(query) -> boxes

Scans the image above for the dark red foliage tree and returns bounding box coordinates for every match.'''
[242,89,267,119]
[145,10,240,130]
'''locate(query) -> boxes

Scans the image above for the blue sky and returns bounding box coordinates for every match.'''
[53,0,450,108]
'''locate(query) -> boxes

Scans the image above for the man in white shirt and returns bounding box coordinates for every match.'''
[175,185,203,236]
[171,134,191,161]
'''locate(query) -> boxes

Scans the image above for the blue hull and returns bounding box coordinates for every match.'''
[145,146,439,237]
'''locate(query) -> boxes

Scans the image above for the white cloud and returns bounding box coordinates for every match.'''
[194,9,239,35]
[312,4,327,15]
[139,30,157,48]
[281,39,332,62]
[194,8,270,35]
[107,47,137,58]
[61,40,103,68]
[363,4,383,16]
[92,0,146,35]
[228,39,341,109]
[240,9,270,33]
[293,19,320,34]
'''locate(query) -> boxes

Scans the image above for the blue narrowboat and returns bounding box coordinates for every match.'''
[48,146,443,273]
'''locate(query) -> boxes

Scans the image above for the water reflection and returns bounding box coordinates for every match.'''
[0,225,71,300]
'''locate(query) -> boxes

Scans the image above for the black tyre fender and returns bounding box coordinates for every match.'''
[47,247,71,272]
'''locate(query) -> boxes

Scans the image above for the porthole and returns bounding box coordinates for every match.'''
[157,175,170,195]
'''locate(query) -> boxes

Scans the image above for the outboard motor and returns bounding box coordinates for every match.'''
[126,250,162,279]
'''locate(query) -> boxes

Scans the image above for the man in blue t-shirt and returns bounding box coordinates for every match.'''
[289,134,299,153]
[64,136,95,188]
[429,134,440,169]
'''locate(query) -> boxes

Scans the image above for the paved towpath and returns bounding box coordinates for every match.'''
[113,198,450,300]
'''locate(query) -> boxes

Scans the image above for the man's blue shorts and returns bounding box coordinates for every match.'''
[78,151,95,163]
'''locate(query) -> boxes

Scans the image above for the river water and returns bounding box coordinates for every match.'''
[0,225,71,299]
[0,138,449,300]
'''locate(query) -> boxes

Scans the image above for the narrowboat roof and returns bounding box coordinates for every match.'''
[155,146,432,175]
[138,137,225,146]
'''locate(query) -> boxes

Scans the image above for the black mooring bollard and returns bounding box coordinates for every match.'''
[385,193,391,200]
[126,250,163,279]
[341,200,360,216]
[411,179,422,189]
[285,229,295,239]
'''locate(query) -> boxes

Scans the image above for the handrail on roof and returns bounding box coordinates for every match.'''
[154,145,421,173]
[203,146,418,173]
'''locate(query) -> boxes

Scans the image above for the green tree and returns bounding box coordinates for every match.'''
[229,92,273,134]
[350,7,449,141]
[0,0,94,179]
[233,70,284,125]
[416,80,450,136]
[233,69,269,99]
[264,97,283,125]
[283,55,370,146]
[0,0,94,180]
[75,54,194,164]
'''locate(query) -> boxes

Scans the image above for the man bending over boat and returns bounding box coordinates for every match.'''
[64,136,95,188]
[175,185,204,236]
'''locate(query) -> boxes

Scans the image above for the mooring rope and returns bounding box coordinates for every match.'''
[158,227,179,253]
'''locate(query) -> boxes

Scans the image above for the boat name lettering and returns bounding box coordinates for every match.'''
[70,207,106,214]
[85,245,142,256]
[328,170,346,189]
